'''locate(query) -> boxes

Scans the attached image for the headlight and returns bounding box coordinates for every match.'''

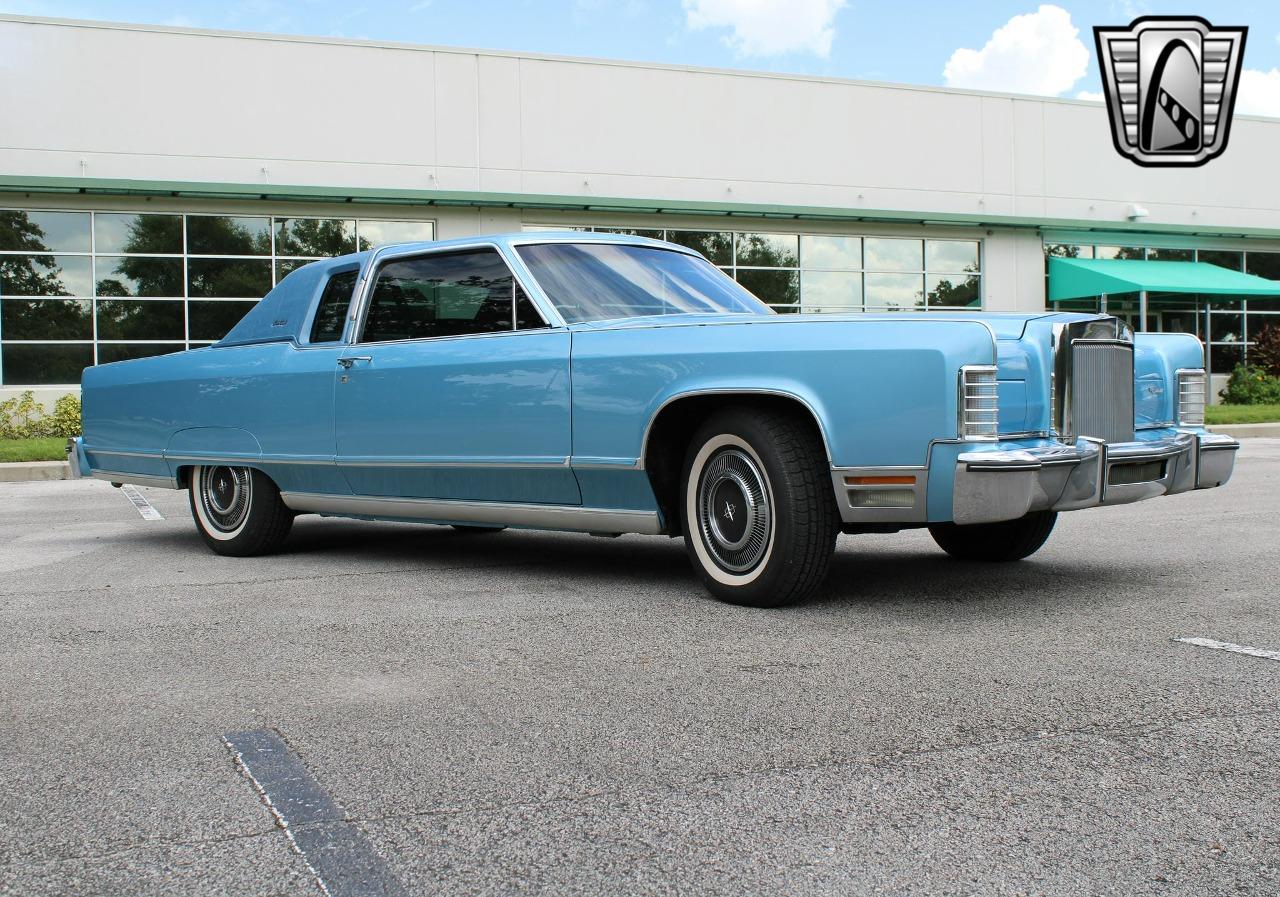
[1176,368,1206,426]
[958,365,999,439]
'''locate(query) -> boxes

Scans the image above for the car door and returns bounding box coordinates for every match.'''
[333,244,579,505]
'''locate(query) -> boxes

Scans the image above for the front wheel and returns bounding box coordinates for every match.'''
[680,407,839,608]
[928,511,1057,562]
[189,465,294,557]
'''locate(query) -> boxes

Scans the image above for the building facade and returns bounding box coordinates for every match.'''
[3,14,1279,401]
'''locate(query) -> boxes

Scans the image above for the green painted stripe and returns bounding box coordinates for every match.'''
[3,173,1280,238]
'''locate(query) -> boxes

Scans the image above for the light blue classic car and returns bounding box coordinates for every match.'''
[72,232,1238,606]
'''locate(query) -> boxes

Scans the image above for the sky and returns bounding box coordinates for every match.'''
[3,0,1279,115]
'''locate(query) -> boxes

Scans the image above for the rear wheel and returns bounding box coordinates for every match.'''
[189,464,294,557]
[680,407,838,608]
[928,511,1057,562]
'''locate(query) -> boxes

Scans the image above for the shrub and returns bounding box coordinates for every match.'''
[1251,323,1280,377]
[1220,364,1280,405]
[0,390,82,439]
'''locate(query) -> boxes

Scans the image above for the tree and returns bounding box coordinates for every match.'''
[1251,323,1280,377]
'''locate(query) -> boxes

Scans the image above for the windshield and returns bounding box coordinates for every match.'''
[516,242,773,323]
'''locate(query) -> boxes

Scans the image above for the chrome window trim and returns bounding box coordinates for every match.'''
[346,241,559,345]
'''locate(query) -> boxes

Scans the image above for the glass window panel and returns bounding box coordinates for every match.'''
[800,235,860,270]
[927,240,980,272]
[1,343,93,385]
[188,258,272,298]
[735,233,798,268]
[186,215,271,256]
[1051,298,1100,313]
[1247,298,1280,312]
[355,219,435,250]
[0,211,90,253]
[864,238,923,272]
[1197,249,1243,270]
[309,271,359,343]
[865,272,924,309]
[276,217,357,257]
[1207,344,1243,374]
[95,256,183,297]
[801,271,862,311]
[515,285,546,330]
[94,213,182,254]
[772,304,802,314]
[595,228,664,240]
[1045,244,1092,258]
[363,248,516,342]
[275,259,313,283]
[664,231,732,266]
[735,269,799,305]
[0,255,92,297]
[1095,245,1145,260]
[1210,312,1243,342]
[96,343,185,365]
[1,298,92,340]
[1147,247,1194,262]
[926,273,980,308]
[96,299,185,340]
[1246,251,1280,280]
[190,300,257,342]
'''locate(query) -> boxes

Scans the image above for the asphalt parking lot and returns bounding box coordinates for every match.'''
[2,441,1278,897]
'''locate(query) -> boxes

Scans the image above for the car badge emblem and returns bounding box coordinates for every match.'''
[723,501,736,523]
[1093,16,1247,167]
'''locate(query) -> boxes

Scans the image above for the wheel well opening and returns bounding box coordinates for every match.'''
[642,394,829,537]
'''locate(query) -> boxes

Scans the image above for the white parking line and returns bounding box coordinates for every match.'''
[1172,636,1280,662]
[120,485,164,521]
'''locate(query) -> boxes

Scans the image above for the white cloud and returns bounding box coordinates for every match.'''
[943,4,1089,96]
[1076,89,1104,102]
[682,0,846,58]
[1236,68,1280,118]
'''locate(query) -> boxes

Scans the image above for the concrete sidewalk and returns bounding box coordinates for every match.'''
[0,459,71,483]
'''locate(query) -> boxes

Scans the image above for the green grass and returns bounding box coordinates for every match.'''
[0,436,68,463]
[1206,403,1280,425]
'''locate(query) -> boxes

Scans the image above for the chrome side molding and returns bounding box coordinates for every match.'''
[279,491,663,535]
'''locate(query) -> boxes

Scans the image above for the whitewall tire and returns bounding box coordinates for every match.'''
[189,465,294,557]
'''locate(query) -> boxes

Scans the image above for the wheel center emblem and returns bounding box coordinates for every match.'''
[723,501,736,522]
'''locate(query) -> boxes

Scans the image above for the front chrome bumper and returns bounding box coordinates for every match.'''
[952,430,1239,525]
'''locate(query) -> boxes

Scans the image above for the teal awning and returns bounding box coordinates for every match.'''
[1048,257,1280,301]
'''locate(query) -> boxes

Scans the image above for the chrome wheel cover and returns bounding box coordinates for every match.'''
[697,448,771,574]
[199,465,252,532]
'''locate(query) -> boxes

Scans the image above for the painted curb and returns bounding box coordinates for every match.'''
[0,460,72,483]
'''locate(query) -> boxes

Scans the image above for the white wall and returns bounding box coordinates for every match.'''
[3,16,1279,237]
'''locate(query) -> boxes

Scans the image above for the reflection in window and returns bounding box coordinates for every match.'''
[188,258,272,298]
[97,344,185,365]
[0,298,92,340]
[277,218,357,257]
[736,269,799,306]
[665,231,732,266]
[1246,251,1280,280]
[0,344,94,384]
[363,249,522,342]
[735,233,798,268]
[927,240,980,272]
[356,219,436,250]
[1147,247,1193,262]
[0,210,90,253]
[801,271,862,310]
[927,274,980,308]
[94,213,182,254]
[190,301,258,342]
[0,255,92,297]
[800,235,860,270]
[96,299,185,340]
[309,271,359,343]
[186,215,271,256]
[1197,250,1243,270]
[95,256,184,297]
[865,238,923,272]
[866,273,924,309]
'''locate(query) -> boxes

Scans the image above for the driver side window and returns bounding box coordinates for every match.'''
[361,248,545,343]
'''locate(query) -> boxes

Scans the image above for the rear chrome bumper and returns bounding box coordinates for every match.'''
[952,430,1239,525]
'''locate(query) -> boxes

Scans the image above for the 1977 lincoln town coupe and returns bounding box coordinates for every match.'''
[72,232,1238,607]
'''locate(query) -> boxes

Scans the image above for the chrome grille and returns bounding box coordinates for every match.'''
[1070,341,1135,444]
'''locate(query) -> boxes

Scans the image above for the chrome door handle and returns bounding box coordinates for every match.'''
[337,356,372,369]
